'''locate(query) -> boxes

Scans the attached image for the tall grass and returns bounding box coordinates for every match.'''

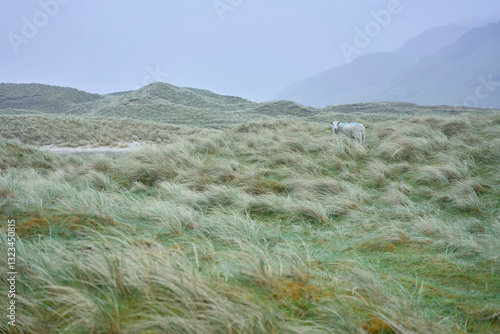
[1,112,499,333]
[0,115,220,147]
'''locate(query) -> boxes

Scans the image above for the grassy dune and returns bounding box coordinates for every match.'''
[0,83,102,113]
[0,115,220,147]
[0,112,499,333]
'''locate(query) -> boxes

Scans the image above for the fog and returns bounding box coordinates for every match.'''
[1,0,499,101]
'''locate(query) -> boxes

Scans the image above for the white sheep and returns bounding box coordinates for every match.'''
[331,121,366,145]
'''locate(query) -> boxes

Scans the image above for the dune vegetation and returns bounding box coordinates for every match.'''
[0,115,220,147]
[1,111,499,333]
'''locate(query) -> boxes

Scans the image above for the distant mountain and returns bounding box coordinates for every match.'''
[277,20,500,108]
[383,20,500,107]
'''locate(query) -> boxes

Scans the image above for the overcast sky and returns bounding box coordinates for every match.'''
[1,0,499,101]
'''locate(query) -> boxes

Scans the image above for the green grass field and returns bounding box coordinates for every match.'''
[1,110,499,333]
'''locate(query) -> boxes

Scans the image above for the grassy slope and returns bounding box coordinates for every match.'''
[1,112,499,333]
[0,83,102,113]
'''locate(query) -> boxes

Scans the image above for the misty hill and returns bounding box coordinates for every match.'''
[0,82,255,114]
[0,82,261,127]
[119,82,256,110]
[277,20,500,108]
[0,83,103,113]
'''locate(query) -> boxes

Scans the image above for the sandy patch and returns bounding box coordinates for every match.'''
[41,141,146,154]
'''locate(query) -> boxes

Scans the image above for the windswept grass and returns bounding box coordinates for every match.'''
[0,115,220,147]
[1,112,499,333]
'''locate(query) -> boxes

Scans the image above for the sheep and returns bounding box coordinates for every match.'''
[331,121,366,145]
